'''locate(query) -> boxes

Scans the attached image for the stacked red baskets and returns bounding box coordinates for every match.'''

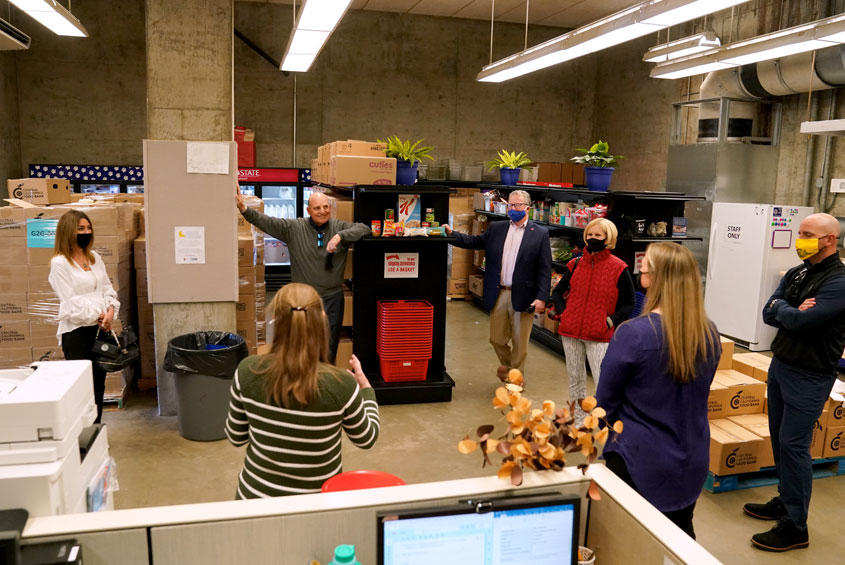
[377,300,434,382]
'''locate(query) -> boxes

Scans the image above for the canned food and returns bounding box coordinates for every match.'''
[385,209,395,221]
[425,208,435,223]
[371,220,382,236]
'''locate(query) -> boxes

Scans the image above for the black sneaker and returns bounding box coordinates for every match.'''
[751,519,809,552]
[743,497,786,520]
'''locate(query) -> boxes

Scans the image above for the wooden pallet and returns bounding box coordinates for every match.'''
[446,293,472,301]
[103,373,127,410]
[704,457,845,493]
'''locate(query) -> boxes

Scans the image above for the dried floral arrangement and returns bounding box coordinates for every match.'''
[458,369,623,486]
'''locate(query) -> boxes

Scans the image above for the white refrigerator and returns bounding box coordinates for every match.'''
[704,203,813,351]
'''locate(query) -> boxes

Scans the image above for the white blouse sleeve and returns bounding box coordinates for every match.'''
[48,257,102,326]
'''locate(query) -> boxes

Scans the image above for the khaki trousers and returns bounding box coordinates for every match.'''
[489,289,534,372]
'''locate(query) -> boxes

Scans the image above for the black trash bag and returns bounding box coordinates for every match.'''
[163,331,248,379]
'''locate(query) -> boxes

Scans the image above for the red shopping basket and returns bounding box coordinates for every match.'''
[377,300,434,382]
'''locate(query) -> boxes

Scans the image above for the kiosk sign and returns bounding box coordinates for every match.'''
[384,253,419,278]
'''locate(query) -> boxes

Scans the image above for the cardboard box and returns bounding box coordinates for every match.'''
[334,337,353,369]
[0,320,31,348]
[0,237,26,265]
[0,293,27,320]
[717,336,735,370]
[471,218,487,236]
[732,352,771,378]
[236,320,257,347]
[134,236,147,269]
[342,290,353,327]
[26,266,51,293]
[449,213,474,235]
[330,140,387,157]
[448,246,473,264]
[0,206,27,235]
[473,250,485,268]
[448,278,468,295]
[571,164,585,185]
[811,409,829,459]
[468,274,484,297]
[828,392,844,427]
[236,293,256,322]
[823,426,845,458]
[136,268,148,297]
[448,196,473,215]
[343,249,353,279]
[56,205,122,236]
[330,155,396,187]
[0,346,31,368]
[536,162,562,183]
[26,246,54,266]
[751,365,769,383]
[31,346,64,362]
[104,261,132,291]
[544,316,560,335]
[709,419,764,475]
[708,370,766,419]
[92,236,132,264]
[27,292,59,321]
[238,236,255,267]
[327,195,354,223]
[448,261,472,280]
[30,320,59,347]
[7,178,71,205]
[137,294,154,328]
[727,414,774,468]
[238,266,256,292]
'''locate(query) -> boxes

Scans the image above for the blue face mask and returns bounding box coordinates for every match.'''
[507,209,526,222]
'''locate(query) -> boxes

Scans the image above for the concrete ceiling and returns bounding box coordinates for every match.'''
[239,1,643,29]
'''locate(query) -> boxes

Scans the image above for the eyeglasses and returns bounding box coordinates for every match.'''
[317,232,324,248]
[507,203,529,209]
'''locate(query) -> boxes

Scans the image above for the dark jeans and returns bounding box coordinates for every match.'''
[767,356,836,529]
[604,451,697,539]
[61,325,107,423]
[322,290,344,365]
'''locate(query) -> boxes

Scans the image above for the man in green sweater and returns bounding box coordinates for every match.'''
[236,186,369,362]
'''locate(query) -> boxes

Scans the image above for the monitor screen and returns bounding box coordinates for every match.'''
[378,493,579,565]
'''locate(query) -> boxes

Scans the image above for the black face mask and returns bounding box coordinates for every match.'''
[586,238,606,253]
[76,233,93,249]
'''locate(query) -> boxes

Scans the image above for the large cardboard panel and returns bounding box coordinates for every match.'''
[0,206,27,236]
[27,292,60,321]
[30,320,59,347]
[143,140,238,303]
[136,268,148,297]
[727,414,774,468]
[93,236,131,264]
[7,178,71,205]
[709,419,763,475]
[0,346,31,368]
[717,336,734,370]
[31,346,64,362]
[0,320,30,348]
[823,426,845,458]
[0,237,26,265]
[0,293,27,320]
[27,265,51,293]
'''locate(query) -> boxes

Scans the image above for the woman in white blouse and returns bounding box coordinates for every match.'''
[49,210,120,422]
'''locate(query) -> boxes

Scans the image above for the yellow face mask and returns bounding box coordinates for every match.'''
[795,237,820,260]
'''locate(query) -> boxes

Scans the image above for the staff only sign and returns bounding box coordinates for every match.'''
[384,253,419,278]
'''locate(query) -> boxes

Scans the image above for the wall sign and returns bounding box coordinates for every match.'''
[175,227,206,264]
[384,253,419,278]
[725,224,742,243]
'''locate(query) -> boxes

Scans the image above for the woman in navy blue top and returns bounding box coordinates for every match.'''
[597,242,721,539]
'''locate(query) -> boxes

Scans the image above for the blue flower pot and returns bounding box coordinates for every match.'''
[396,160,419,186]
[499,167,521,186]
[585,166,614,192]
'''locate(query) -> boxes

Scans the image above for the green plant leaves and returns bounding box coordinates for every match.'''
[570,139,623,168]
[487,149,533,171]
[378,135,435,164]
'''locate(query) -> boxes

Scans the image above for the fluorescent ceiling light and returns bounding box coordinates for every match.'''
[9,0,87,37]
[650,58,735,79]
[643,31,721,62]
[640,0,750,27]
[477,0,750,83]
[281,0,352,72]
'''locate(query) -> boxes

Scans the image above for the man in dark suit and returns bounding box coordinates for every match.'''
[445,190,551,378]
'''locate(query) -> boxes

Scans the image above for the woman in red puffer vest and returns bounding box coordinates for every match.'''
[550,218,634,424]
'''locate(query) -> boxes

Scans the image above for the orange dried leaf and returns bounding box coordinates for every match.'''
[485,438,500,453]
[591,407,606,419]
[613,420,625,434]
[510,424,525,435]
[516,443,531,456]
[497,461,516,481]
[539,444,556,460]
[530,408,544,421]
[508,392,521,406]
[584,415,599,430]
[505,383,523,393]
[507,368,524,385]
[510,464,523,486]
[588,480,602,501]
[506,411,523,426]
[596,427,610,445]
[457,437,477,454]
[581,396,597,412]
[543,400,555,417]
[515,397,532,414]
[534,422,551,439]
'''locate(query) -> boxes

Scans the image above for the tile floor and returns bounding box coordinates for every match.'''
[104,301,844,564]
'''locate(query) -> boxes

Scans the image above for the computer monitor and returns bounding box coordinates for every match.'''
[377,493,580,565]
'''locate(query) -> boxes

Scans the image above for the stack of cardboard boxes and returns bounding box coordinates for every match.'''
[133,234,156,390]
[447,188,481,299]
[236,196,266,356]
[312,140,395,187]
[707,338,844,477]
[535,162,587,185]
[327,194,355,369]
[1,180,140,390]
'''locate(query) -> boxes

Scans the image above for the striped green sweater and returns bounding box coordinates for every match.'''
[225,355,380,499]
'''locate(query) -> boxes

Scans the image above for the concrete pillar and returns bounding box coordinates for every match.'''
[0,53,21,200]
[146,0,236,415]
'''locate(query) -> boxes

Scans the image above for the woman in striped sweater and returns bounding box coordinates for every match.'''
[225,283,380,499]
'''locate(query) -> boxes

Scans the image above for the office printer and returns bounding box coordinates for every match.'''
[0,361,114,517]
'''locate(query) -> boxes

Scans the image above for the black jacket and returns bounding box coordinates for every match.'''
[763,252,845,374]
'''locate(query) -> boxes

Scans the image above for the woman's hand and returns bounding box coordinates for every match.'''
[235,182,246,213]
[99,306,114,331]
[347,354,371,389]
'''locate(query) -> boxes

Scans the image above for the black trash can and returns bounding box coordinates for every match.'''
[164,331,248,441]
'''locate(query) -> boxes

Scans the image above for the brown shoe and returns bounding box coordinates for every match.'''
[496,365,509,383]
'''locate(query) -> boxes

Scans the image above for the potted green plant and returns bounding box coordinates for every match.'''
[487,149,532,186]
[379,135,435,186]
[570,140,623,192]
